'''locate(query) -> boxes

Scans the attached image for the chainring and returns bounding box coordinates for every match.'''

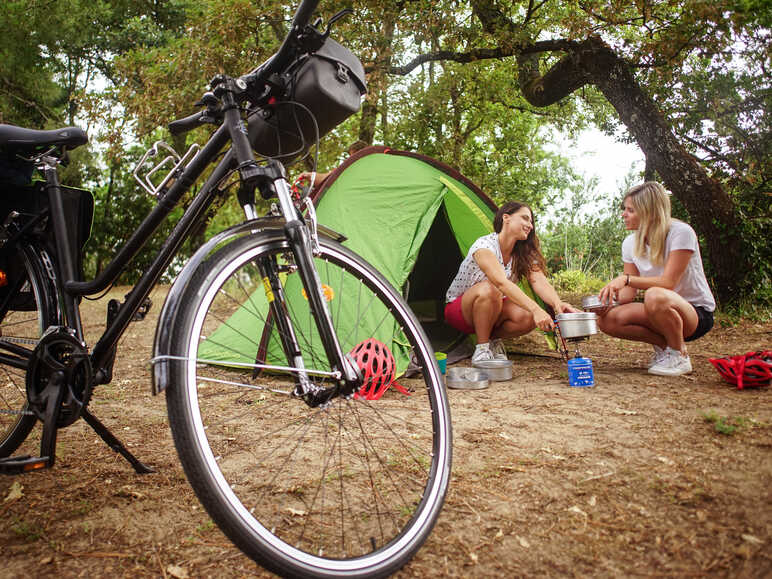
[26,327,93,427]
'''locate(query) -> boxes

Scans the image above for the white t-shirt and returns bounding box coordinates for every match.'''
[446,233,513,303]
[622,220,716,311]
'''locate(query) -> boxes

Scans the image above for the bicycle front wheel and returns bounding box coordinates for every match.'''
[165,231,451,579]
[0,243,59,456]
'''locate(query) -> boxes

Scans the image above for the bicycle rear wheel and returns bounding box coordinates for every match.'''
[0,243,59,456]
[165,231,451,579]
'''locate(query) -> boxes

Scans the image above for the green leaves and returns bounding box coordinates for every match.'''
[3,0,767,299]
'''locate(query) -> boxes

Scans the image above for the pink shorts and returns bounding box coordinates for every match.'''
[444,294,475,335]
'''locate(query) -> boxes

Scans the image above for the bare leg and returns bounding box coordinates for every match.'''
[598,289,699,353]
[493,299,536,338]
[461,281,541,343]
[461,281,504,343]
[597,303,667,347]
[643,288,698,354]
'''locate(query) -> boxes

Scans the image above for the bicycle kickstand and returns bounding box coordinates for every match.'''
[81,409,155,474]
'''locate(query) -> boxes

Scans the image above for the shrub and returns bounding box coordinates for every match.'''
[550,269,606,294]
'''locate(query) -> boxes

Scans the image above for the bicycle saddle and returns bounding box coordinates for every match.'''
[0,124,88,151]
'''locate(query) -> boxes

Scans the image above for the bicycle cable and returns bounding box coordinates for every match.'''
[82,281,116,301]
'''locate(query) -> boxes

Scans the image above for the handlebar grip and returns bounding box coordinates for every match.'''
[168,111,206,136]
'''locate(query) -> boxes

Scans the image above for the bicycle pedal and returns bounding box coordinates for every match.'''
[0,455,51,475]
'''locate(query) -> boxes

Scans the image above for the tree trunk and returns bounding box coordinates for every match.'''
[358,6,402,145]
[359,96,377,144]
[468,0,748,303]
[516,37,747,304]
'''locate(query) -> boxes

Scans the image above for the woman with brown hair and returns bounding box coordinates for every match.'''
[445,201,578,363]
[597,182,715,376]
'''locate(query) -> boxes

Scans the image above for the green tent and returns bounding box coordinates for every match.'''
[314,147,497,311]
[198,146,550,373]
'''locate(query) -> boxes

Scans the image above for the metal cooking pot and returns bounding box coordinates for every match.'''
[555,312,599,339]
[446,367,490,390]
[472,359,513,381]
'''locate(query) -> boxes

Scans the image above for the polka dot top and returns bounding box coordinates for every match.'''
[446,233,514,303]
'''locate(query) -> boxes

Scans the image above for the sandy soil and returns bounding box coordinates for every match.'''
[1,286,770,578]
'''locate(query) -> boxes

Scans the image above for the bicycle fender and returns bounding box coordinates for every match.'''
[151,217,345,395]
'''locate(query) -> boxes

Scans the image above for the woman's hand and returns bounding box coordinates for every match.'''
[555,301,580,314]
[599,275,627,305]
[532,308,554,332]
[297,171,330,188]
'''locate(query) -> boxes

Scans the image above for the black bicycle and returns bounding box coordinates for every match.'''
[0,1,451,576]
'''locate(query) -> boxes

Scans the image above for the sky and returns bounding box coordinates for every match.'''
[558,127,645,197]
[542,126,646,223]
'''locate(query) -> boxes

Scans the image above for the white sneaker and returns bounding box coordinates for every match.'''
[648,345,667,369]
[648,347,693,376]
[472,343,495,364]
[490,339,508,360]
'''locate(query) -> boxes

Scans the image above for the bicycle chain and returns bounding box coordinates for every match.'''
[0,336,39,346]
[0,408,34,416]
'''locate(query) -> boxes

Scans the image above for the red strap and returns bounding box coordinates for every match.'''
[390,382,410,396]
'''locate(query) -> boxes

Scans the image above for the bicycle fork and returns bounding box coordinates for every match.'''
[252,174,361,406]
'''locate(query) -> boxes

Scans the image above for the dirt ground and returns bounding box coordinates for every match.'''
[1,286,770,578]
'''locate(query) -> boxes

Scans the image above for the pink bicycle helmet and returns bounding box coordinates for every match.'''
[348,338,396,400]
[709,350,772,389]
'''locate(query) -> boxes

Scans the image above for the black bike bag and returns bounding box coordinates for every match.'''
[247,37,367,163]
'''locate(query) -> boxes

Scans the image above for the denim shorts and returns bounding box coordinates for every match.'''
[685,306,714,342]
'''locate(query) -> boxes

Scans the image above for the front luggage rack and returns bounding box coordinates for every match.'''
[133,141,200,197]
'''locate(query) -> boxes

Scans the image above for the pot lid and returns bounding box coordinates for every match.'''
[555,312,598,321]
[472,359,513,369]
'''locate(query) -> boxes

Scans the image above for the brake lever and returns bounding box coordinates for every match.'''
[325,8,353,34]
[195,91,219,108]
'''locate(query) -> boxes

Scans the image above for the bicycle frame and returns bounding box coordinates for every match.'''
[0,0,365,477]
[40,112,357,400]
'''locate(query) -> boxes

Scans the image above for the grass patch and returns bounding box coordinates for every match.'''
[196,519,215,533]
[701,410,758,435]
[11,519,44,542]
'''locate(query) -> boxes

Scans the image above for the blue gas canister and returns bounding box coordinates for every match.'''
[567,357,595,387]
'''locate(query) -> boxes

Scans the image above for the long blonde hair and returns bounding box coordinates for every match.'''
[625,182,672,265]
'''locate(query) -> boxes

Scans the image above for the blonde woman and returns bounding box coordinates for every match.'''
[597,182,715,376]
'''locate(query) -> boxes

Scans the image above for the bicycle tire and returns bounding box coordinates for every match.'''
[165,231,452,578]
[0,243,59,456]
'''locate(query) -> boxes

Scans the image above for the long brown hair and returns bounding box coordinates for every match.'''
[494,201,547,281]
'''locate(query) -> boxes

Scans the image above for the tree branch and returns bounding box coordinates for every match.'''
[0,78,58,124]
[376,39,577,76]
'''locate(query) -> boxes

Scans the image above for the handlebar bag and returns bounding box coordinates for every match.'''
[248,37,367,162]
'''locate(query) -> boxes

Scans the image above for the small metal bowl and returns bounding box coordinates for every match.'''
[582,295,616,311]
[472,358,513,381]
[446,367,490,390]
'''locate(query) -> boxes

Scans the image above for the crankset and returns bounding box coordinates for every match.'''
[26,326,93,427]
[1,326,153,475]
